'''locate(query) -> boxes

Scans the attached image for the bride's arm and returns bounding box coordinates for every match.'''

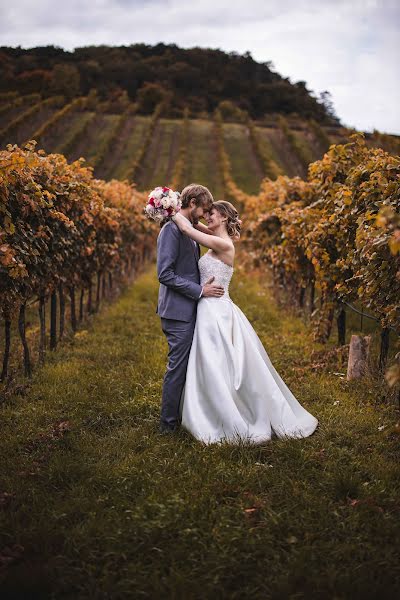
[173,212,231,252]
[194,221,217,236]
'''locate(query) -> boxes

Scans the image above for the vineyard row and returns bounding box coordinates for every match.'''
[0,141,157,382]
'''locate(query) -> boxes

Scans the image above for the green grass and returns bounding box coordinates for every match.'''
[291,130,318,165]
[185,119,224,198]
[113,116,151,181]
[0,259,399,599]
[81,114,121,166]
[222,123,264,194]
[140,118,182,189]
[256,127,301,177]
[53,111,95,155]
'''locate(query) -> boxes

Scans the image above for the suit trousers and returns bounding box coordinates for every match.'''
[160,317,196,426]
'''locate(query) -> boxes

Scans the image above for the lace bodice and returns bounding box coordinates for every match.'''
[199,251,234,300]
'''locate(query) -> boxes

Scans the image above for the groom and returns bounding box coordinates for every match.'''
[157,183,224,434]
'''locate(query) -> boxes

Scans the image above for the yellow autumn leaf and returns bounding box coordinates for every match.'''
[389,233,400,255]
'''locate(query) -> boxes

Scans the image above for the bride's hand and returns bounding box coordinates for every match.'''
[171,212,187,232]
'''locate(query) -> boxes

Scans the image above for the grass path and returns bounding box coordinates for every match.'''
[185,119,224,198]
[1,261,399,599]
[139,119,182,190]
[222,123,264,194]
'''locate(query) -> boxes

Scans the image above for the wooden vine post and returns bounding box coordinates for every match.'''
[18,303,32,377]
[379,328,390,372]
[59,283,65,340]
[87,283,93,315]
[38,295,46,364]
[69,286,77,332]
[309,281,315,315]
[347,334,371,380]
[1,315,12,382]
[96,271,101,312]
[79,289,85,322]
[50,290,57,350]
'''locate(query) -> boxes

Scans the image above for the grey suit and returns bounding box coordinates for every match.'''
[156,220,201,427]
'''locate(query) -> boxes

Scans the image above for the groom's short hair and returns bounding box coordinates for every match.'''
[180,183,214,209]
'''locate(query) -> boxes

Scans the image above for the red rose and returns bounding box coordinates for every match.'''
[163,187,170,193]
[149,197,155,206]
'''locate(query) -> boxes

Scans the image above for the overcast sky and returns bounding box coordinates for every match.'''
[1,0,399,134]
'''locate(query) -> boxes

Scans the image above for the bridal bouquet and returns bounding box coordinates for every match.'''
[144,186,181,223]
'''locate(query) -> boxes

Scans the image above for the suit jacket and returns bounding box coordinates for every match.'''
[156,220,202,322]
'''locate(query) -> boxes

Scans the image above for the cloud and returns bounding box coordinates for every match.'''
[1,0,399,134]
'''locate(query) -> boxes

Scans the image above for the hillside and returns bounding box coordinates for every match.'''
[0,44,338,123]
[1,94,399,195]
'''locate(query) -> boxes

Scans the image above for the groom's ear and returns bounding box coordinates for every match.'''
[189,197,197,208]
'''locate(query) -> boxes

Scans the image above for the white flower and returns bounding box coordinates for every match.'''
[144,205,154,216]
[170,193,180,209]
[152,187,164,201]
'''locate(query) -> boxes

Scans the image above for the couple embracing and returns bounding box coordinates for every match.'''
[156,183,318,444]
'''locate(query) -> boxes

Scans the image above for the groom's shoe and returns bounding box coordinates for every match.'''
[159,421,179,435]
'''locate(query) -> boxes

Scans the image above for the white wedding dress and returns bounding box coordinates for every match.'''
[180,251,319,444]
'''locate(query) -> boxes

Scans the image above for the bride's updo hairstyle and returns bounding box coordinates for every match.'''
[213,200,241,240]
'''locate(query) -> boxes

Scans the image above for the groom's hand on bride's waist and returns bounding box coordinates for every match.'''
[202,276,224,298]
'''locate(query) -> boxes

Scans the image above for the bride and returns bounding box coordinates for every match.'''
[172,200,318,445]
